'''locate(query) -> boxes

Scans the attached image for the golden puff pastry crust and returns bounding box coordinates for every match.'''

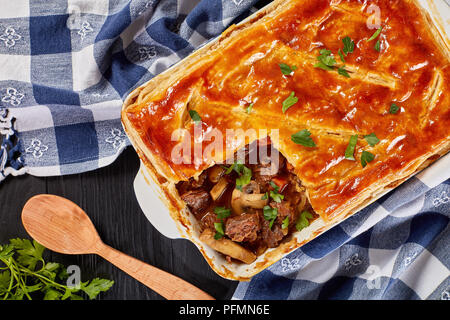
[122,0,450,278]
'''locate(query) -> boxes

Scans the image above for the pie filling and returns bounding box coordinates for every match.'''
[176,138,318,264]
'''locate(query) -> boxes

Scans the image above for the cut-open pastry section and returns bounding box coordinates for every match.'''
[175,138,318,264]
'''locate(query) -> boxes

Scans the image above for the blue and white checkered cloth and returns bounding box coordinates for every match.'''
[0,0,260,180]
[233,171,450,300]
[0,0,448,300]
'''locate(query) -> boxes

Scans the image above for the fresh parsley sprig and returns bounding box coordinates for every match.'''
[213,207,231,240]
[263,206,278,229]
[279,63,297,76]
[225,161,252,191]
[0,238,113,300]
[367,27,383,52]
[291,129,316,147]
[282,91,298,113]
[296,211,313,231]
[269,181,284,203]
[314,37,354,78]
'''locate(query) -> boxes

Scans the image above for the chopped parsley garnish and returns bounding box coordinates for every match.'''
[261,192,268,200]
[263,205,278,229]
[279,63,297,76]
[316,46,351,78]
[269,181,278,190]
[224,161,252,190]
[367,27,382,42]
[296,210,313,232]
[282,216,289,229]
[314,49,336,70]
[374,39,381,52]
[246,103,253,114]
[235,165,252,191]
[291,129,316,147]
[214,222,225,239]
[342,36,355,55]
[361,150,375,168]
[364,133,380,147]
[189,110,202,123]
[225,161,243,174]
[214,206,231,220]
[338,49,346,63]
[390,103,400,114]
[338,66,350,78]
[282,91,298,113]
[214,207,231,239]
[345,134,358,160]
[269,184,284,203]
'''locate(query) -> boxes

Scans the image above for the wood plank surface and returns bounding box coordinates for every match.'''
[0,148,238,300]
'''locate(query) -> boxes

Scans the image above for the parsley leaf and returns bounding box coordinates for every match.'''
[270,190,284,203]
[317,49,336,67]
[338,66,350,78]
[338,49,345,63]
[214,206,231,220]
[342,36,355,55]
[291,129,316,147]
[214,222,225,239]
[235,165,252,191]
[80,278,114,300]
[374,39,381,52]
[246,103,253,114]
[282,217,289,229]
[269,181,284,202]
[364,133,380,147]
[0,238,114,300]
[0,270,11,292]
[367,27,382,42]
[345,134,358,160]
[390,103,400,114]
[269,180,279,191]
[225,161,244,175]
[282,91,298,113]
[263,205,278,229]
[279,63,297,75]
[361,150,375,168]
[9,238,44,271]
[189,110,202,123]
[261,192,268,200]
[314,61,334,71]
[296,211,313,231]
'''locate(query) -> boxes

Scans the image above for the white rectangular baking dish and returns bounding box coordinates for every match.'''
[124,0,450,280]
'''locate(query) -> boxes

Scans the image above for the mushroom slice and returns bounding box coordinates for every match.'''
[210,177,229,201]
[199,229,256,264]
[242,181,260,194]
[208,165,226,183]
[231,187,268,214]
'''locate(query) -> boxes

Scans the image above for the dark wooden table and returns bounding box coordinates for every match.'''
[0,147,238,300]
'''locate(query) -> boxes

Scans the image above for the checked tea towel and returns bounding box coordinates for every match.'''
[0,0,448,300]
[233,168,450,300]
[0,0,261,181]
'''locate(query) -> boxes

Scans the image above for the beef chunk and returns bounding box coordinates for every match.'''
[181,189,211,214]
[252,157,286,187]
[271,201,298,227]
[200,212,219,230]
[225,213,260,242]
[260,219,285,248]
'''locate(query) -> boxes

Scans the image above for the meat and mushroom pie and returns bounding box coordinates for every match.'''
[122,0,450,278]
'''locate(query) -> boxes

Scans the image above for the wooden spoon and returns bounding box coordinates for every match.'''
[21,194,214,300]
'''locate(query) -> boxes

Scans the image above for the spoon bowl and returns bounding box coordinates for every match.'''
[21,194,214,300]
[22,194,101,254]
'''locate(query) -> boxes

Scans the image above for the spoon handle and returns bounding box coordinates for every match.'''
[95,242,215,300]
